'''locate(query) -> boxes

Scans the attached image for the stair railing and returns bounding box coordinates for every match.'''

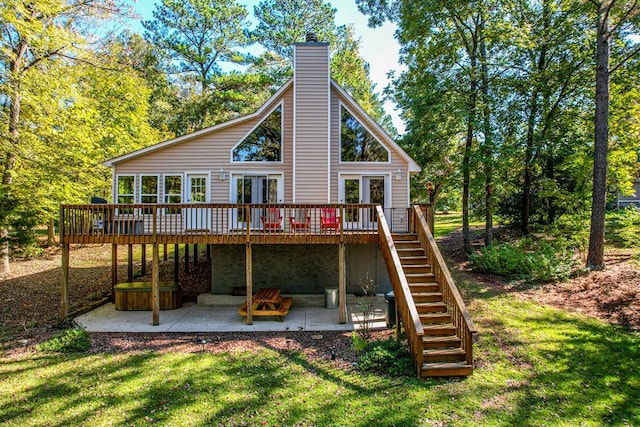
[411,205,477,366]
[376,206,425,375]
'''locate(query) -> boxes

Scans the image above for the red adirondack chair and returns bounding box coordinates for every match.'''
[261,207,283,230]
[320,207,340,231]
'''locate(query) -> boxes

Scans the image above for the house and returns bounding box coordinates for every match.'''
[60,35,475,378]
[616,178,640,208]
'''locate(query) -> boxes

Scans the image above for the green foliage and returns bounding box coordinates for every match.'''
[357,337,413,376]
[37,328,91,353]
[609,207,640,248]
[469,238,575,283]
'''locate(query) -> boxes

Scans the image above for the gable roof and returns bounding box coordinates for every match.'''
[103,79,293,167]
[103,77,421,173]
[330,78,420,173]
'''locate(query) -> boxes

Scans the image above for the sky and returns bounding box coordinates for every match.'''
[129,0,405,134]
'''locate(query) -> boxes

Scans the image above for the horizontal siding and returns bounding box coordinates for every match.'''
[329,86,409,209]
[115,88,294,204]
[294,44,330,203]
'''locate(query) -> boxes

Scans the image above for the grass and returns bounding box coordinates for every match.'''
[433,212,484,238]
[2,276,638,426]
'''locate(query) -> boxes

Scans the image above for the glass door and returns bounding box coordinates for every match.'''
[232,174,282,229]
[185,174,209,230]
[362,176,385,229]
[340,175,386,229]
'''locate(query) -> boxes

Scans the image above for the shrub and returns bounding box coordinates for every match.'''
[469,238,575,283]
[357,337,413,377]
[37,328,91,353]
[611,207,640,248]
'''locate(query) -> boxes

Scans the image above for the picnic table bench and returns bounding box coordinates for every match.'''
[238,288,293,321]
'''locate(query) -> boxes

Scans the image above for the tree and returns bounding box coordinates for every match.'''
[587,0,640,269]
[0,0,134,276]
[253,0,391,125]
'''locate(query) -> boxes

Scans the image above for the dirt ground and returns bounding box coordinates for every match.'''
[1,234,638,358]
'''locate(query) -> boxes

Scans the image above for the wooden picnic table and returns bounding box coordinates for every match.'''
[238,288,293,321]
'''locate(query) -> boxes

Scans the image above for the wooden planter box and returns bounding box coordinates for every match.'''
[114,282,181,311]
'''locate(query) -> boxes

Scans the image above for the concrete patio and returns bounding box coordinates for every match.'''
[76,294,390,333]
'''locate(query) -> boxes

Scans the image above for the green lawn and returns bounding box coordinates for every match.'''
[2,276,638,426]
[433,212,484,238]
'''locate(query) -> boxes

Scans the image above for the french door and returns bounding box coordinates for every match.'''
[184,173,210,230]
[232,174,283,229]
[339,175,387,229]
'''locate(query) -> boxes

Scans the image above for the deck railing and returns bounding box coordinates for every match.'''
[376,206,425,375]
[60,203,411,244]
[411,205,477,366]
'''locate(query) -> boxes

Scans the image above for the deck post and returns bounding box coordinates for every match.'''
[194,244,198,265]
[163,243,168,261]
[338,242,346,324]
[151,243,159,325]
[61,243,69,318]
[141,244,146,276]
[185,244,189,274]
[206,244,211,261]
[127,244,133,282]
[174,244,179,282]
[245,242,253,325]
[209,245,214,291]
[152,206,159,325]
[111,244,117,300]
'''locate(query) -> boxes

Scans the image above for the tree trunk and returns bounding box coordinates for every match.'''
[587,7,609,269]
[47,217,56,246]
[522,88,539,236]
[1,38,28,277]
[480,21,493,247]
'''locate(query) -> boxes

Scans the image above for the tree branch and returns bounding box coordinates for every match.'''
[610,43,640,73]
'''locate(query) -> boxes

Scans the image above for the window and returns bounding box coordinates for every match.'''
[233,106,282,161]
[116,175,135,214]
[141,176,158,204]
[340,106,389,162]
[164,175,182,214]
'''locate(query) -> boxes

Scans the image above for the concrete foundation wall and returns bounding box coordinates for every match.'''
[210,244,391,295]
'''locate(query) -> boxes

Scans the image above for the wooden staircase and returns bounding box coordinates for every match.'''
[393,233,474,377]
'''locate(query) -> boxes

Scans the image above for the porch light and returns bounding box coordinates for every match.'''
[395,169,402,181]
[219,169,227,181]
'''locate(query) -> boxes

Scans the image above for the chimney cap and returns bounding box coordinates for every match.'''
[305,32,318,43]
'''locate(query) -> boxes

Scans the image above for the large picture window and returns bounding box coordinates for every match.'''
[233,106,282,162]
[164,175,182,214]
[340,106,389,162]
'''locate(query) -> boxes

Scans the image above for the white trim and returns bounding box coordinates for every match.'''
[139,174,160,204]
[111,169,116,203]
[331,79,421,172]
[338,101,392,165]
[292,48,297,203]
[163,174,184,205]
[184,171,211,203]
[103,80,294,167]
[230,102,284,164]
[115,174,135,204]
[326,44,331,203]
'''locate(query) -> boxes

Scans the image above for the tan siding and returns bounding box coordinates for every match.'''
[294,44,330,203]
[329,86,409,208]
[114,88,294,204]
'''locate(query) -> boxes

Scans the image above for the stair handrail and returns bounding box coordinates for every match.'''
[412,205,476,365]
[376,206,424,375]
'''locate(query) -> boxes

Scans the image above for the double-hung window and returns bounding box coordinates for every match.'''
[164,175,182,214]
[116,175,135,214]
[140,175,159,214]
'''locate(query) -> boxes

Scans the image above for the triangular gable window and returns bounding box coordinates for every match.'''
[233,106,282,162]
[341,106,389,162]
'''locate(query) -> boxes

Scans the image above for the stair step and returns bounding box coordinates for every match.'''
[412,292,443,303]
[403,264,432,274]
[406,273,436,283]
[391,234,418,241]
[421,362,473,377]
[419,312,452,324]
[396,248,424,257]
[415,302,447,313]
[423,348,467,362]
[421,323,456,335]
[422,335,462,349]
[399,256,429,265]
[409,283,439,293]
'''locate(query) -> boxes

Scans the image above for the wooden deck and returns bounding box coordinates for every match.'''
[60,203,407,245]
